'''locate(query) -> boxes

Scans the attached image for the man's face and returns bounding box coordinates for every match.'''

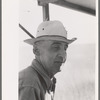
[38,40,68,77]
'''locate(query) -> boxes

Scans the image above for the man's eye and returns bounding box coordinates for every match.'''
[53,46,60,50]
[54,46,60,49]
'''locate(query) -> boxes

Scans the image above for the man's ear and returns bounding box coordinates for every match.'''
[33,48,40,56]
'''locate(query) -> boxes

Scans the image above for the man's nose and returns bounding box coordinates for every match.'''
[58,50,67,63]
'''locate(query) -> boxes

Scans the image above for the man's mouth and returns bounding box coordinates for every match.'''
[55,57,64,64]
[53,61,62,72]
[54,61,63,66]
[54,60,63,63]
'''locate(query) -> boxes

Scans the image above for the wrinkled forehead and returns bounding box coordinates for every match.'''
[34,40,68,47]
[42,40,68,47]
[51,40,68,45]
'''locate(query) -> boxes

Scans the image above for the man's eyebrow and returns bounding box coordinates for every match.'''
[51,41,69,47]
[51,42,62,45]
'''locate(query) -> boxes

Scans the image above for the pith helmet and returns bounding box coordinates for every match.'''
[24,20,77,45]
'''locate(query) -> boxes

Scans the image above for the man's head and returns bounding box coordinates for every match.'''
[33,40,68,78]
[24,20,77,78]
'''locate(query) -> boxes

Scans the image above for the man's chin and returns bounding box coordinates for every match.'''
[54,66,62,74]
[53,69,61,76]
[59,69,61,72]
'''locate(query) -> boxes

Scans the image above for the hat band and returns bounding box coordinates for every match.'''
[35,35,67,42]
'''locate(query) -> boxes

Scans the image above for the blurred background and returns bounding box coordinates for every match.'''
[19,0,97,100]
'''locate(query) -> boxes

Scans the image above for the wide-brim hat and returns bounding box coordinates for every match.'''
[24,20,77,45]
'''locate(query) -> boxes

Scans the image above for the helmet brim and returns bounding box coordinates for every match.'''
[24,36,77,45]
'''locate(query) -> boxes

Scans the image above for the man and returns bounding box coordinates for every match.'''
[19,20,77,100]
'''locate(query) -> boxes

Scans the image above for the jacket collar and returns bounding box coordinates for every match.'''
[31,59,52,90]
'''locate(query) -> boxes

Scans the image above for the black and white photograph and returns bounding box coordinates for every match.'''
[2,0,98,100]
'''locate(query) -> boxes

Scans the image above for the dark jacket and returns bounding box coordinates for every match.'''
[19,59,52,100]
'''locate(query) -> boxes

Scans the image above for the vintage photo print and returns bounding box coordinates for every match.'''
[2,0,98,100]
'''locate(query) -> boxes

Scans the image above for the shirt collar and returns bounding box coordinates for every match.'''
[31,59,52,90]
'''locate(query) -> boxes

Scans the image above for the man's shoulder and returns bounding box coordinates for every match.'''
[19,66,40,88]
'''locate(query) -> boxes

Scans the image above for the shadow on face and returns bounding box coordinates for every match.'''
[34,40,68,77]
